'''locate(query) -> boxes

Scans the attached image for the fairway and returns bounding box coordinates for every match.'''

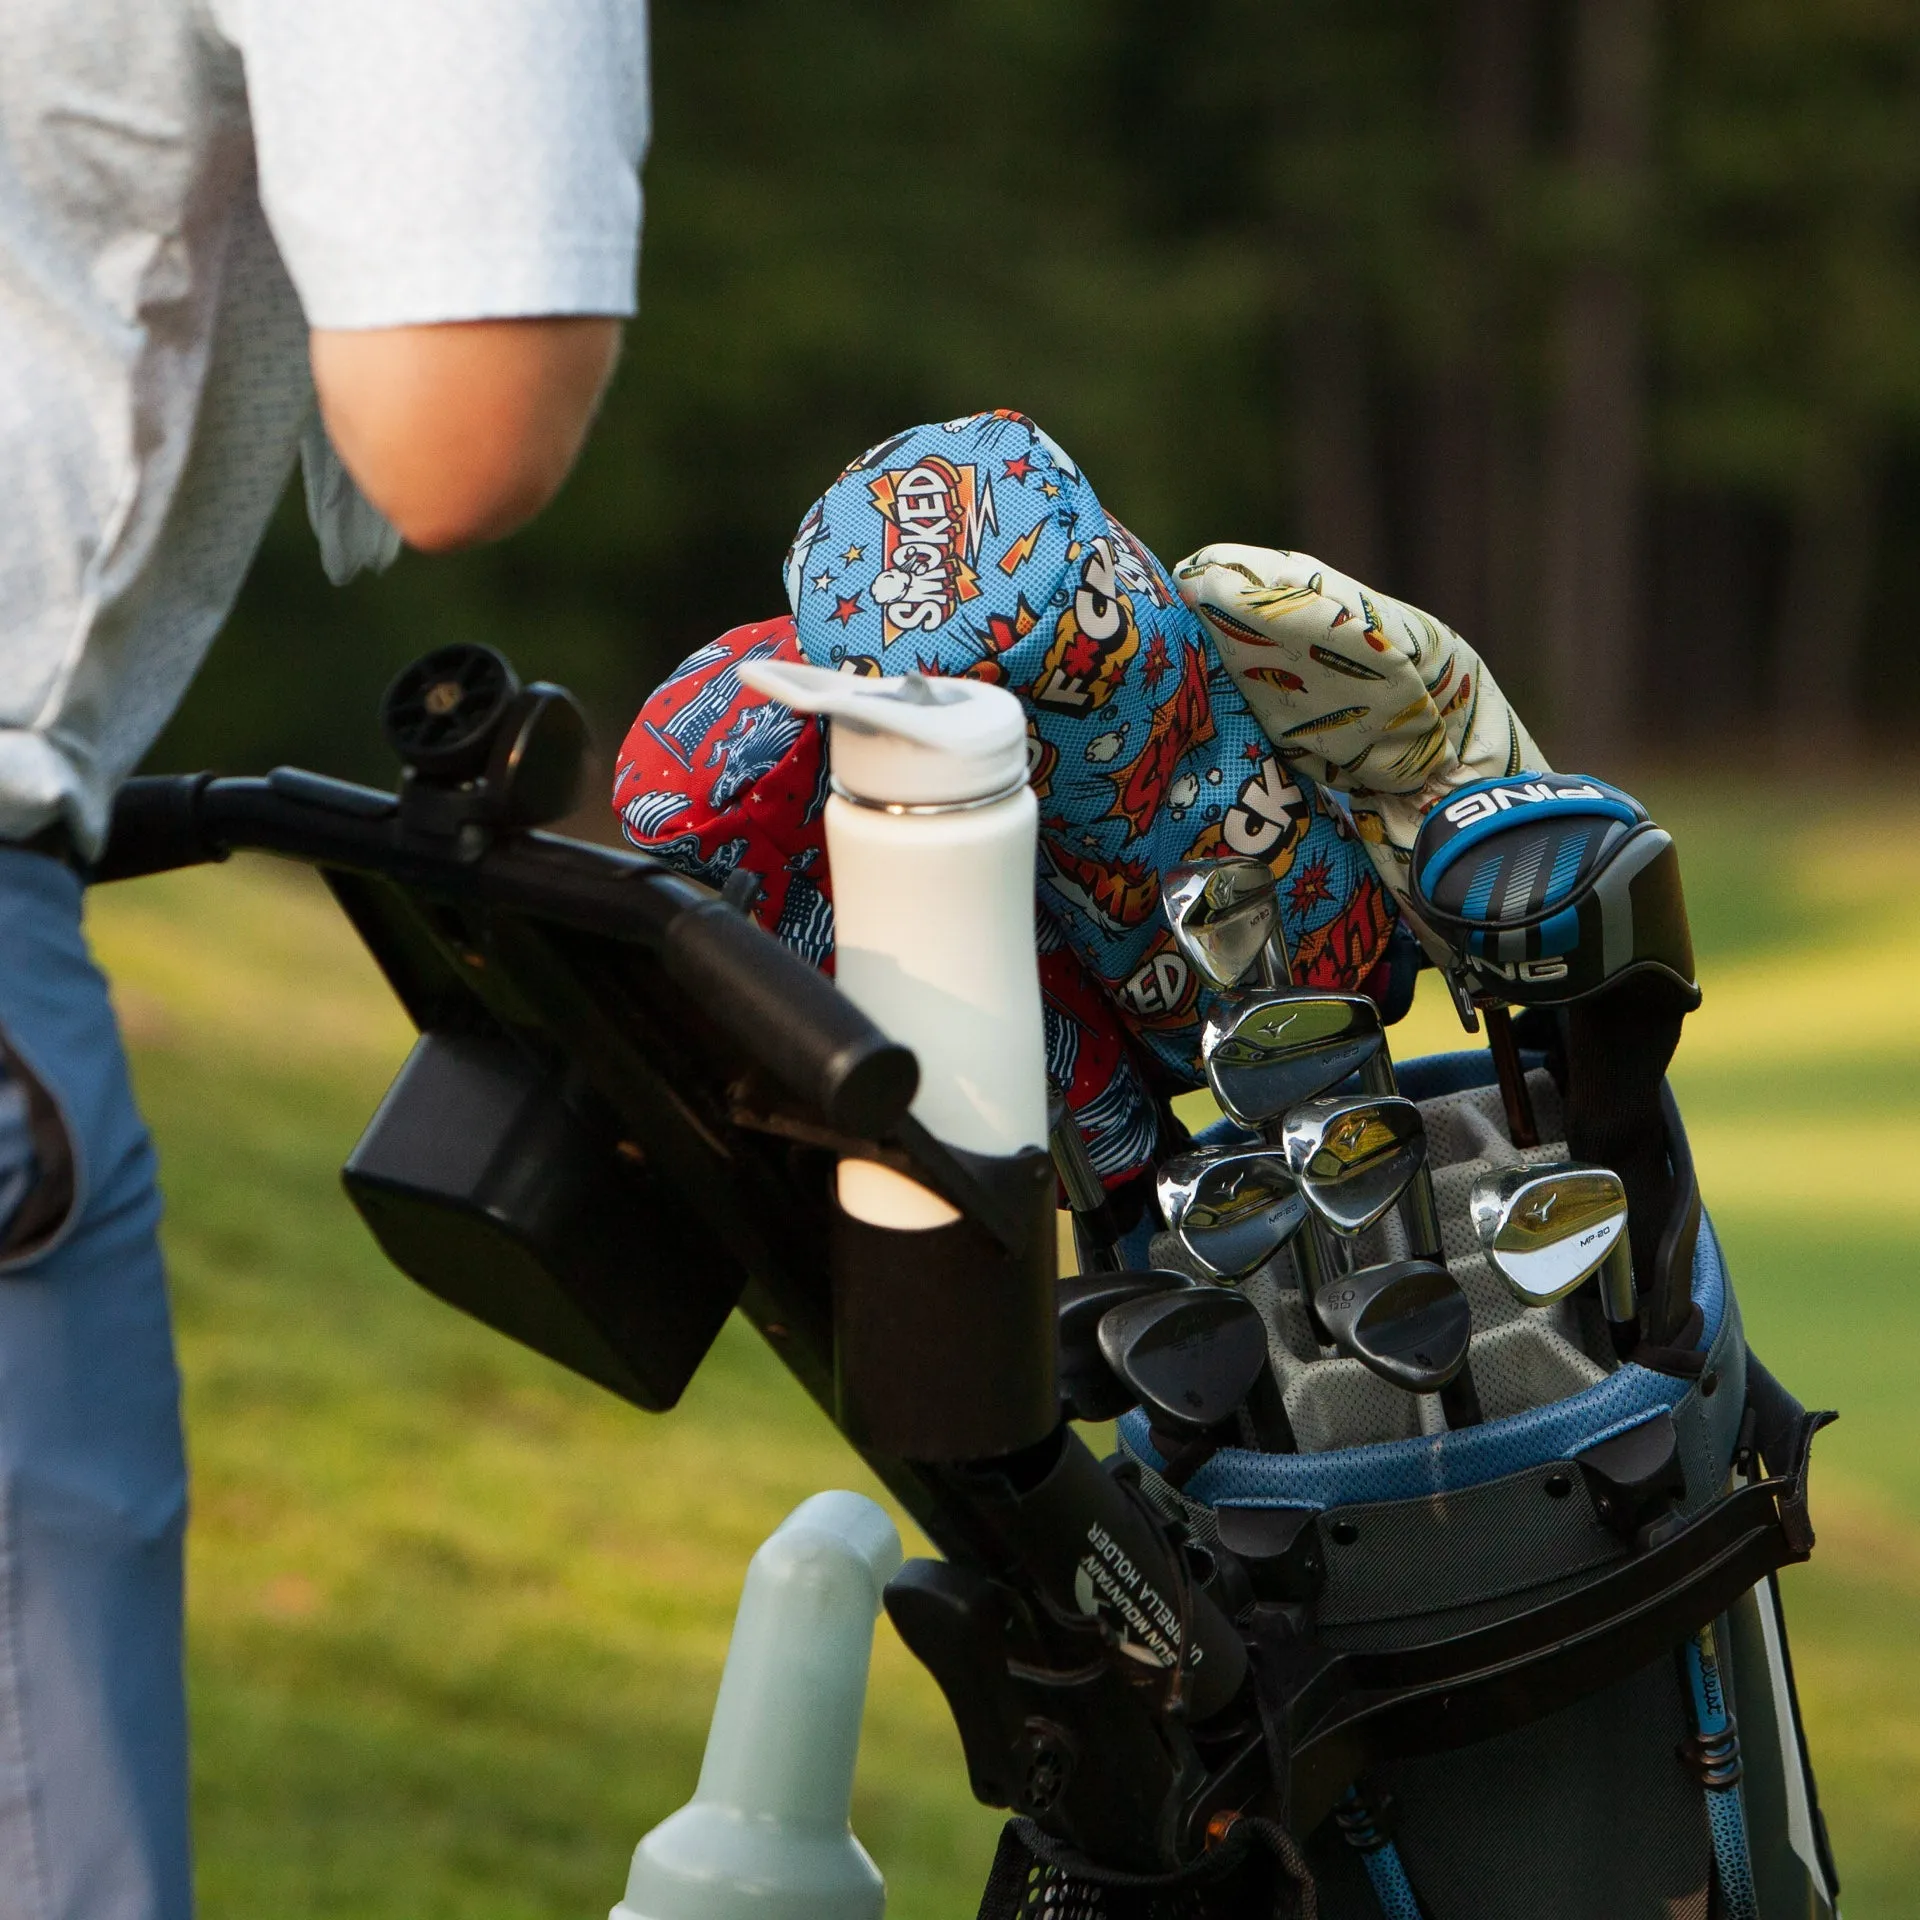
[83,783,1919,1920]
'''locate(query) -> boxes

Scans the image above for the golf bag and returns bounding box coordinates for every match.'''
[981,1052,1837,1920]
[92,652,1837,1920]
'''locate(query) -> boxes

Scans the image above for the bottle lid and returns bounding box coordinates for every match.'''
[739,660,1027,808]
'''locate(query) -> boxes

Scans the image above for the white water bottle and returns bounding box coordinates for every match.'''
[738,662,1046,1228]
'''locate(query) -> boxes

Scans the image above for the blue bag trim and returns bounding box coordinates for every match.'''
[1412,776,1642,893]
[1685,1633,1758,1920]
[1120,1211,1727,1510]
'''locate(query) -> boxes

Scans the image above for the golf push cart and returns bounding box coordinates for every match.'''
[96,645,1838,1920]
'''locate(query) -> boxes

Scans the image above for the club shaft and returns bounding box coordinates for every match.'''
[1049,1097,1122,1273]
[1365,1038,1482,1423]
[1439,1370,1483,1428]
[1483,1004,1539,1148]
[1361,1044,1445,1263]
[1599,1239,1639,1359]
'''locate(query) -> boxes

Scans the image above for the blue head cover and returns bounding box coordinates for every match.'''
[784,412,1396,1082]
[1409,772,1698,1007]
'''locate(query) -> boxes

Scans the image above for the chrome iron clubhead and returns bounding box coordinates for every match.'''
[1156,1148,1309,1280]
[1470,1161,1638,1347]
[1201,992,1386,1130]
[1312,1259,1473,1395]
[1095,1285,1270,1436]
[1162,858,1285,991]
[1282,1094,1428,1237]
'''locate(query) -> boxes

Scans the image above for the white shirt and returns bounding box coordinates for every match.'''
[0,0,651,855]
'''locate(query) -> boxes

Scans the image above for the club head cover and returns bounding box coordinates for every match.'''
[1407,772,1699,1013]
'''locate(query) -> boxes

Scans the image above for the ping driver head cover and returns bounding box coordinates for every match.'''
[1202,992,1385,1130]
[1408,773,1699,1010]
[1313,1259,1473,1395]
[1156,1148,1309,1280]
[1162,857,1280,991]
[1282,1094,1428,1236]
[1096,1286,1271,1435]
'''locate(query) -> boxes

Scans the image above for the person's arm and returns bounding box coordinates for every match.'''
[233,0,651,552]
[310,316,621,552]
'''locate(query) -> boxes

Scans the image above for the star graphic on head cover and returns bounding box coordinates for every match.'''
[1041,481,1061,498]
[810,571,833,592]
[1002,455,1034,484]
[829,594,862,626]
[841,543,865,563]
[1243,740,1267,763]
[1288,854,1334,917]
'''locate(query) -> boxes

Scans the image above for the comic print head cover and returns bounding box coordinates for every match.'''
[783,411,1395,1081]
[611,615,1162,1185]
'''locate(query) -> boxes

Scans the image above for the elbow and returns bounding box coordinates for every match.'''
[309,317,621,555]
[382,459,570,553]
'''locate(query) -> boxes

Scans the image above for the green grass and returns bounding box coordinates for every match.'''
[84,785,1920,1918]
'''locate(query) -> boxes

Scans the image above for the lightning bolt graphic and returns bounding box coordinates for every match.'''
[997,523,1045,577]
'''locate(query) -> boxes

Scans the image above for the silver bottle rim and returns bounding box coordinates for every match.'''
[828,772,1029,816]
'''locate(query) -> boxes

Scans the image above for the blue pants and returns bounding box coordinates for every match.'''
[0,850,190,1920]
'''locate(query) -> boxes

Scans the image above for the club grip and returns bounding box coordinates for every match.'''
[660,899,918,1138]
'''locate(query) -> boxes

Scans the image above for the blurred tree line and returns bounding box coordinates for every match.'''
[151,0,1920,793]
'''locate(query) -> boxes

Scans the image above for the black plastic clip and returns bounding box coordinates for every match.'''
[1334,1784,1400,1854]
[1215,1506,1326,1606]
[1575,1410,1687,1546]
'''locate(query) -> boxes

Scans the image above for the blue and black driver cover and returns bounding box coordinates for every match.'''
[1409,773,1699,1009]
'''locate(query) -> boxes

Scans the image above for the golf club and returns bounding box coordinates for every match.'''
[1096,1282,1284,1478]
[1162,855,1291,991]
[1049,1090,1124,1273]
[1200,991,1386,1129]
[1056,1268,1194,1421]
[1155,1147,1310,1281]
[1470,1161,1639,1359]
[1194,988,1385,1305]
[1409,772,1702,1300]
[1311,1258,1476,1408]
[1283,1096,1485,1424]
[1480,1001,1540,1148]
[1281,1094,1429,1237]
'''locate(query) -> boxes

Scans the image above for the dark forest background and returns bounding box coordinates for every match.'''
[150,0,1920,796]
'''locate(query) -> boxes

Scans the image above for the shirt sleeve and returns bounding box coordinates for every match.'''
[229,0,649,329]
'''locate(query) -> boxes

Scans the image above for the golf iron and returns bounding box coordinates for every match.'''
[1096,1282,1289,1476]
[1162,856,1290,991]
[1312,1258,1476,1414]
[1470,1161,1639,1359]
[1155,1147,1309,1281]
[1282,1094,1428,1238]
